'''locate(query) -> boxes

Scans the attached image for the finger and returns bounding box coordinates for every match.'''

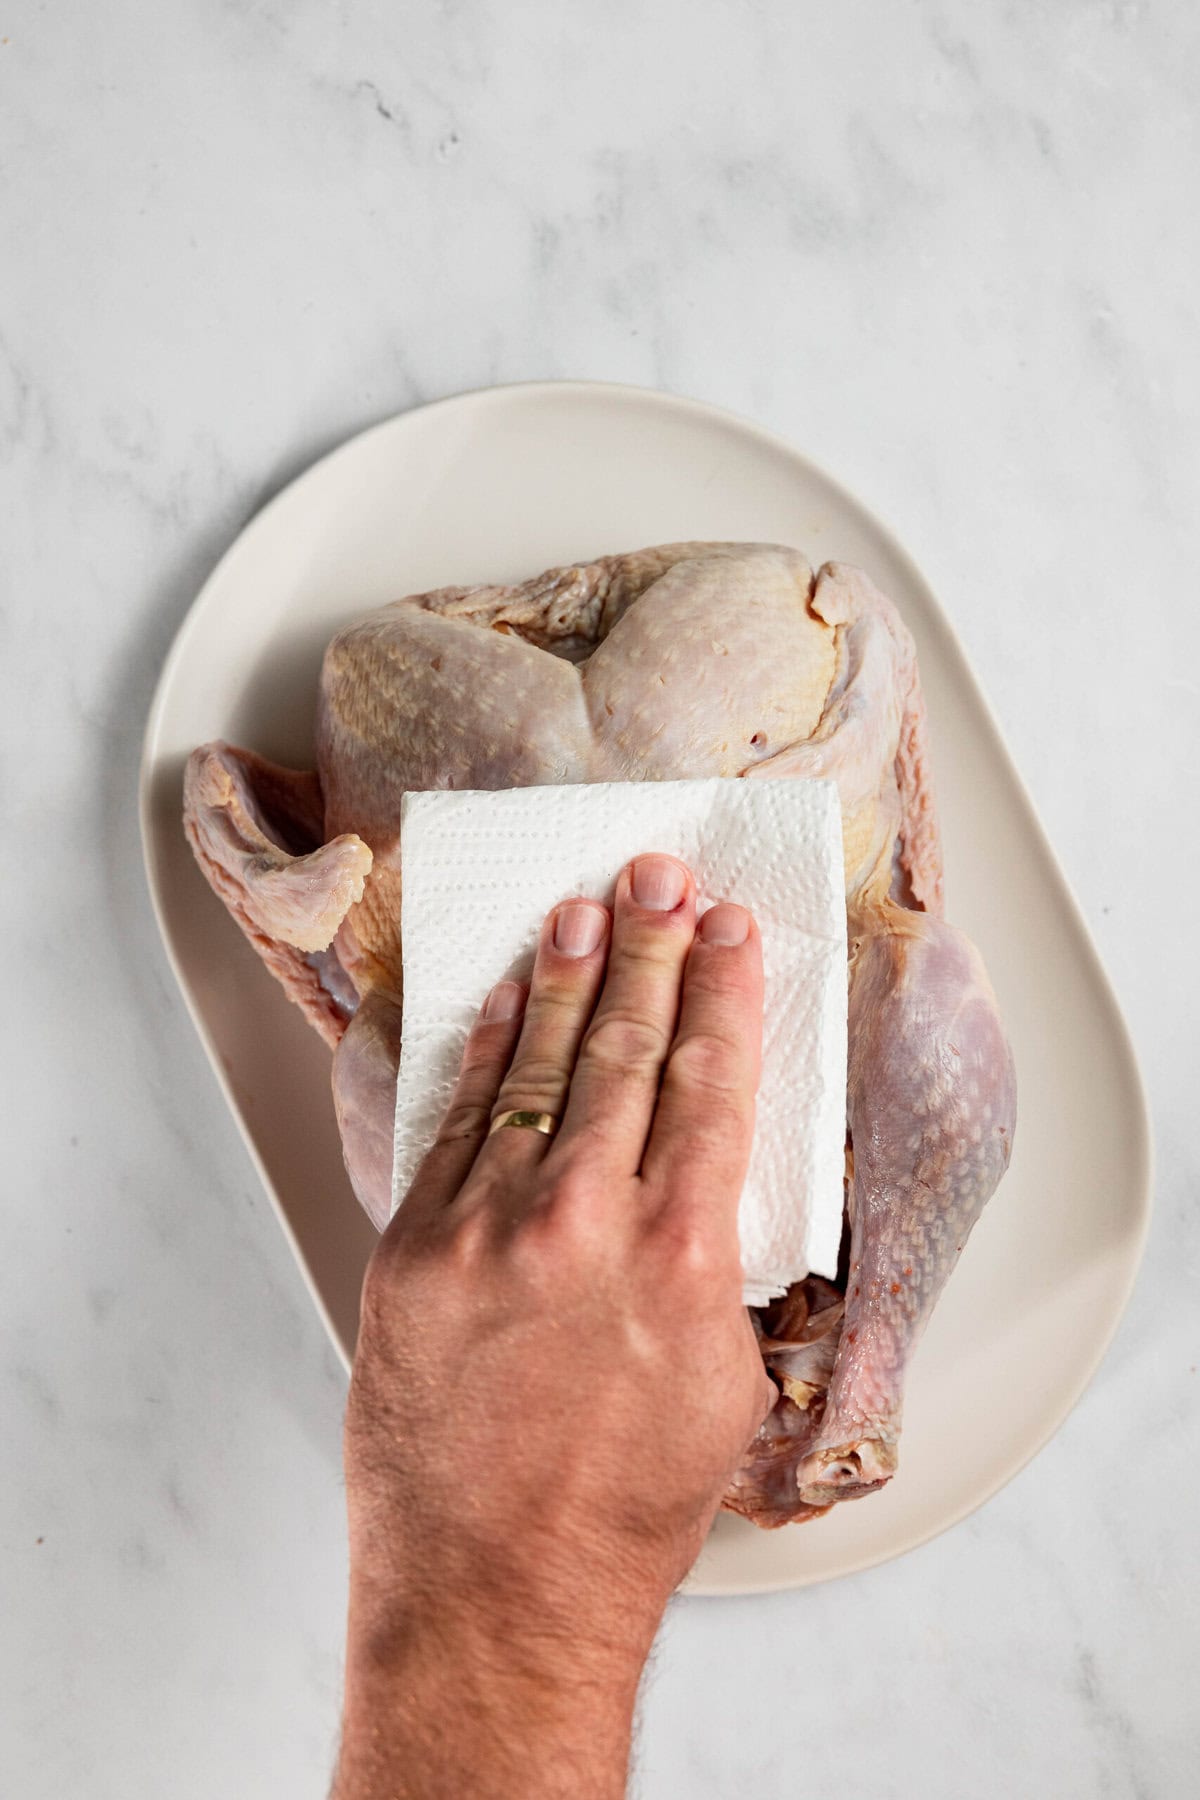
[552,854,696,1178]
[401,980,527,1217]
[641,902,763,1217]
[478,898,611,1182]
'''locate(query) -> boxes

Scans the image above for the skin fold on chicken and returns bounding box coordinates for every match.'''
[183,542,1016,1527]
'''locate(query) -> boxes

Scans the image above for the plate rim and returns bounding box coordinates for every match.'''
[138,378,1154,1595]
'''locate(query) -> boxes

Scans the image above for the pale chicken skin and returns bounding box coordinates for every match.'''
[183,542,1016,1526]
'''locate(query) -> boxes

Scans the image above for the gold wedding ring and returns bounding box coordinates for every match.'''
[489,1109,559,1139]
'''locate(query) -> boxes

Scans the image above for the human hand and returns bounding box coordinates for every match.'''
[335,854,772,1799]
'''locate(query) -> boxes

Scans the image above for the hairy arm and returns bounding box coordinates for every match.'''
[332,859,771,1798]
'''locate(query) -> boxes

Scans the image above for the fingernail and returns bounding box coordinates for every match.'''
[552,901,606,957]
[483,980,525,1021]
[699,904,750,947]
[631,855,687,912]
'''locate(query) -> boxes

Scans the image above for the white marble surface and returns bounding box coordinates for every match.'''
[3,3,1197,1794]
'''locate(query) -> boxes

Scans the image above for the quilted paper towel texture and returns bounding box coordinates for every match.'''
[392,778,848,1305]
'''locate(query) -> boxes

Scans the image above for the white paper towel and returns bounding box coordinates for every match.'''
[392,778,847,1304]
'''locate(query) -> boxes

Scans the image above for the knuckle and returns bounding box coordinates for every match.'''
[527,981,591,1026]
[651,1211,740,1289]
[611,933,688,979]
[543,1158,603,1223]
[458,1034,506,1078]
[518,1193,572,1251]
[666,1031,745,1098]
[435,1097,492,1144]
[581,1010,670,1075]
[514,1178,610,1270]
[689,934,758,982]
[495,1053,572,1113]
[444,1201,496,1276]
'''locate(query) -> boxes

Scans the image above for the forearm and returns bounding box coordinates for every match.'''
[332,1583,658,1800]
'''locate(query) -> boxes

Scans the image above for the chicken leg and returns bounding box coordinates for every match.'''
[801,908,1015,1503]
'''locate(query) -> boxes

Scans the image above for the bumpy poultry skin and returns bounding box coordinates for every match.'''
[183,542,1015,1527]
[791,916,1016,1507]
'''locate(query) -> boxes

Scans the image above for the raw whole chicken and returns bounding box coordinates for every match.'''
[183,542,1016,1527]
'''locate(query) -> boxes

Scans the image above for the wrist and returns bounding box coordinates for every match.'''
[347,1519,672,1677]
[336,1571,660,1800]
[345,1569,659,1711]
